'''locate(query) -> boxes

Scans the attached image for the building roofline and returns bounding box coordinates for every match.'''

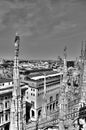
[0,83,28,95]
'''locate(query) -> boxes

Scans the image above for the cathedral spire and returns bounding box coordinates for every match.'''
[84,41,86,60]
[13,33,20,95]
[63,46,67,82]
[64,46,67,59]
[42,73,47,119]
[81,41,84,60]
[58,46,68,119]
[80,41,86,107]
[64,46,67,70]
[10,33,22,130]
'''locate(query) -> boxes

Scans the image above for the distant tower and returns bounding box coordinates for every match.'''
[63,46,67,82]
[84,41,86,60]
[42,73,47,119]
[10,33,22,130]
[80,41,86,106]
[80,65,86,106]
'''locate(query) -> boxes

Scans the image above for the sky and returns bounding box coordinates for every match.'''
[0,0,86,60]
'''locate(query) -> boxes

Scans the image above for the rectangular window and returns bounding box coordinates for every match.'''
[5,102,7,108]
[0,115,1,124]
[0,103,3,112]
[32,110,35,117]
[33,89,34,91]
[5,114,8,121]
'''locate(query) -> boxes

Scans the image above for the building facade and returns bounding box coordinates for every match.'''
[24,71,63,122]
[0,79,28,130]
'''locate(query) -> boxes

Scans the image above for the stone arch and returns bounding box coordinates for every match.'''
[38,109,41,117]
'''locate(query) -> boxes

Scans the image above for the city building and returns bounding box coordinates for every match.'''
[24,70,63,122]
[0,34,86,130]
[0,79,28,130]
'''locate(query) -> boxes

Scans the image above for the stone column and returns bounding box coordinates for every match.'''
[42,74,47,119]
[22,96,26,130]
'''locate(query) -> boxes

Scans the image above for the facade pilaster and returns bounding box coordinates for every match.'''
[41,74,47,119]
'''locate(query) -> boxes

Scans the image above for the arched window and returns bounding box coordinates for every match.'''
[53,103,55,110]
[38,110,41,117]
[50,96,53,102]
[32,110,35,117]
[50,104,52,111]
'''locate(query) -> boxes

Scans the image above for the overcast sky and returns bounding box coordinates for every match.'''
[0,0,86,60]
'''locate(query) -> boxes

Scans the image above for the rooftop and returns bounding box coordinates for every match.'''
[30,71,63,81]
[0,81,28,95]
[0,77,28,95]
[22,68,53,75]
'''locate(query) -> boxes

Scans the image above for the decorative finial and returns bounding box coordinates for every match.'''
[81,40,83,50]
[81,41,84,61]
[14,33,20,57]
[64,46,67,59]
[14,32,20,43]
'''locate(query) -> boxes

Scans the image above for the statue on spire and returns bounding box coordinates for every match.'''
[10,33,22,130]
[64,46,67,59]
[14,32,20,43]
[63,45,67,81]
[81,41,84,60]
[14,33,20,57]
